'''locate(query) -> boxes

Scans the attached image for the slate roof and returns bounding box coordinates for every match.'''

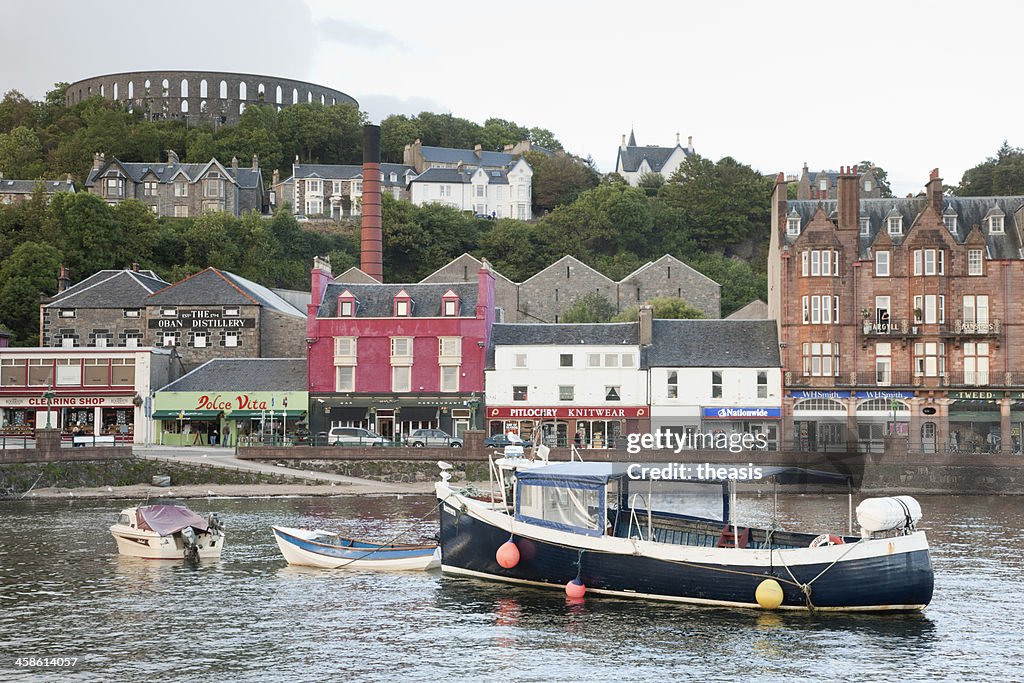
[44,270,169,309]
[318,282,479,317]
[645,320,780,367]
[0,179,75,194]
[617,144,692,174]
[410,167,511,185]
[491,323,640,346]
[421,145,516,169]
[292,162,415,188]
[785,196,1024,259]
[158,358,306,393]
[147,268,305,317]
[86,158,261,190]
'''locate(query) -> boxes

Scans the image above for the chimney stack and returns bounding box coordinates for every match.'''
[360,125,383,282]
[473,144,482,159]
[252,154,258,170]
[231,156,239,172]
[926,168,943,215]
[272,169,280,186]
[57,266,71,293]
[92,152,105,171]
[639,305,653,346]
[167,149,179,165]
[836,165,859,230]
[621,134,626,150]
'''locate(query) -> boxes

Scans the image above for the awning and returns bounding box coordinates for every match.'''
[398,406,438,421]
[228,410,306,419]
[151,410,221,419]
[330,407,367,421]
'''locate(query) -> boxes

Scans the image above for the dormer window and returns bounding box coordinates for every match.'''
[860,217,870,235]
[988,215,1004,233]
[864,179,873,192]
[819,179,827,191]
[390,172,397,182]
[394,289,412,317]
[442,290,459,317]
[338,289,356,318]
[886,213,903,235]
[786,210,801,236]
[943,211,958,234]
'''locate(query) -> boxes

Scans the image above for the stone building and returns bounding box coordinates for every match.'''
[86,151,264,217]
[614,129,694,186]
[421,253,721,322]
[0,177,75,206]
[796,163,883,200]
[768,166,1024,454]
[275,162,416,218]
[65,70,357,126]
[403,139,542,174]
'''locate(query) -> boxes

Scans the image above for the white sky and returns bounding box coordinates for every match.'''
[0,1,1018,195]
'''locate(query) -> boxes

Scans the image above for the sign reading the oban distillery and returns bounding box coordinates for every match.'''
[148,309,255,329]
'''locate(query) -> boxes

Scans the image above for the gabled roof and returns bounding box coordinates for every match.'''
[317,281,479,318]
[621,254,720,287]
[421,145,516,169]
[725,300,769,320]
[521,255,615,287]
[158,358,306,393]
[646,320,780,367]
[332,266,381,284]
[293,163,415,187]
[146,268,304,317]
[419,253,515,286]
[410,167,511,185]
[491,322,639,346]
[617,144,692,174]
[0,179,75,194]
[44,270,169,309]
[86,157,262,190]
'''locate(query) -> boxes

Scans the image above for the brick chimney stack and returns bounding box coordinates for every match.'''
[836,165,859,230]
[92,152,105,171]
[57,266,70,293]
[360,125,383,282]
[926,168,943,215]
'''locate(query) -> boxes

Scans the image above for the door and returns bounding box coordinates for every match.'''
[921,422,936,453]
[377,417,394,441]
[875,296,891,333]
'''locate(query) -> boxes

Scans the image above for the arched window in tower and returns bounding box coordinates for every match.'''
[181,79,189,98]
[239,81,247,100]
[200,79,208,98]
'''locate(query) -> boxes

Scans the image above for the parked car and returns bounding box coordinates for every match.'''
[327,427,388,446]
[483,434,533,449]
[407,429,463,448]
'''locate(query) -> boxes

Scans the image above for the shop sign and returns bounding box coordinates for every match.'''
[854,390,914,399]
[197,394,279,411]
[0,395,134,407]
[948,391,1003,400]
[790,390,850,399]
[487,406,648,419]
[701,407,782,419]
[148,309,255,329]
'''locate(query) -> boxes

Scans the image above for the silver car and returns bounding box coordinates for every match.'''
[327,427,388,446]
[407,429,463,448]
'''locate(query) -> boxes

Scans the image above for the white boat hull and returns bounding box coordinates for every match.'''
[273,526,440,570]
[110,525,225,560]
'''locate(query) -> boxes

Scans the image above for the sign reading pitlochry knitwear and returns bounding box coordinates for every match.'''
[790,390,851,399]
[488,406,648,419]
[701,407,782,419]
[148,309,256,329]
[948,390,1004,400]
[854,390,914,399]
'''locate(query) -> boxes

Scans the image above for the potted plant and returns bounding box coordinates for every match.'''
[913,307,923,323]
[860,308,872,334]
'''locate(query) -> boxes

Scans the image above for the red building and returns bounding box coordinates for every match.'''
[305,257,495,441]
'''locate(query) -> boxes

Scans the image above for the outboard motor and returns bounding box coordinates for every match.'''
[181,526,200,563]
[207,513,224,533]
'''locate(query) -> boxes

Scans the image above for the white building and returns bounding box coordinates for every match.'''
[646,319,782,449]
[409,157,533,220]
[486,322,647,448]
[614,129,695,186]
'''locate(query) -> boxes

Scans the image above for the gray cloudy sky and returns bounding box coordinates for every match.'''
[0,0,1019,195]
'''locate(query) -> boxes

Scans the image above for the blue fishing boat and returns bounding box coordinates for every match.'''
[435,461,933,611]
[272,526,440,570]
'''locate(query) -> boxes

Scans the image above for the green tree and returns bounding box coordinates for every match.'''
[528,127,561,150]
[955,142,1024,196]
[380,114,421,163]
[0,241,61,344]
[688,252,767,317]
[561,292,617,323]
[479,118,530,151]
[525,150,600,214]
[612,296,706,322]
[536,182,654,258]
[0,126,45,177]
[476,219,543,282]
[637,172,665,197]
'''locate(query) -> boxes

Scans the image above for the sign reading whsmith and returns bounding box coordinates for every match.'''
[148,309,255,329]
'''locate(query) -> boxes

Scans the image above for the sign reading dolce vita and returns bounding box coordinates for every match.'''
[148,309,256,329]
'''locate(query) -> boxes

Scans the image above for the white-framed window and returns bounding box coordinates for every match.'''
[875,250,890,276]
[963,295,990,331]
[224,331,239,347]
[964,342,989,385]
[340,300,354,317]
[94,336,108,348]
[667,371,678,399]
[144,181,158,196]
[875,342,891,386]
[887,216,903,235]
[860,217,871,235]
[988,215,1004,233]
[439,185,451,197]
[123,309,141,318]
[474,185,485,197]
[914,341,945,378]
[59,309,75,318]
[757,370,768,398]
[336,366,354,392]
[819,179,827,191]
[913,249,944,276]
[125,334,140,348]
[802,342,840,377]
[968,249,984,276]
[174,181,188,197]
[587,353,601,368]
[864,179,873,192]
[443,299,457,316]
[560,353,573,367]
[105,177,123,197]
[193,332,207,348]
[787,217,800,236]
[514,353,527,368]
[173,205,189,217]
[944,214,958,233]
[440,366,459,392]
[395,299,410,317]
[711,370,723,398]
[621,354,635,368]
[61,336,75,348]
[203,177,224,198]
[161,308,177,317]
[390,337,413,361]
[332,181,342,196]
[56,359,81,386]
[439,337,461,360]
[604,353,619,368]
[223,307,239,317]
[162,332,177,347]
[391,366,411,392]
[306,179,322,194]
[559,385,574,401]
[803,295,839,324]
[334,336,356,357]
[605,386,621,401]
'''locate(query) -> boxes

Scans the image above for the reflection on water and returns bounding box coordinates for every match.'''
[0,494,1020,681]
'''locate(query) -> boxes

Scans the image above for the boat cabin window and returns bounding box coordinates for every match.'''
[118,513,131,526]
[515,480,604,536]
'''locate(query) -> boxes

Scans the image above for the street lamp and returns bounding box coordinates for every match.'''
[43,386,56,429]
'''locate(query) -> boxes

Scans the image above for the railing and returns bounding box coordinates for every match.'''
[788,370,1024,388]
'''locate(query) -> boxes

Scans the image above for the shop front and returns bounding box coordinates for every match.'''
[789,390,852,451]
[947,390,1004,454]
[311,395,480,444]
[700,406,781,450]
[152,390,308,447]
[854,391,912,453]
[485,406,649,449]
[0,393,139,442]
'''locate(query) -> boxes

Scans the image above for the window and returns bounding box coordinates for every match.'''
[559,385,574,401]
[392,366,411,392]
[513,385,528,401]
[161,308,177,317]
[111,359,134,386]
[803,295,838,325]
[396,300,409,316]
[28,359,53,386]
[963,295,990,332]
[587,353,601,368]
[605,386,621,401]
[203,178,225,198]
[334,337,356,357]
[802,342,840,377]
[94,336,108,349]
[887,216,903,235]
[390,337,412,361]
[174,181,188,197]
[162,332,177,347]
[474,185,485,197]
[439,185,451,197]
[1,358,26,386]
[443,299,457,316]
[224,331,239,347]
[913,249,944,276]
[61,336,75,348]
[787,217,801,236]
[514,353,527,368]
[944,214,958,234]
[105,177,123,197]
[819,179,828,191]
[438,337,461,361]
[711,370,723,398]
[864,180,873,192]
[667,371,678,398]
[964,342,989,385]
[559,353,573,367]
[914,341,945,378]
[123,309,141,318]
[968,249,983,276]
[757,371,768,399]
[336,366,354,392]
[306,179,322,194]
[860,217,871,235]
[875,343,891,386]
[332,181,342,196]
[83,359,108,386]
[144,181,158,196]
[604,353,619,368]
[125,334,141,348]
[988,215,1004,233]
[56,359,81,386]
[621,354,635,368]
[875,250,890,276]
[440,366,459,392]
[173,205,188,217]
[193,332,207,348]
[59,309,75,318]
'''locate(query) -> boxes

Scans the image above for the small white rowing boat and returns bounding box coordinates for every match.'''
[271,526,440,570]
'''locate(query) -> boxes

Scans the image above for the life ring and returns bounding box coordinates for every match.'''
[809,533,845,548]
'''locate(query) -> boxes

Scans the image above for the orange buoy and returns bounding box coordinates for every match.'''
[496,541,520,568]
[565,578,586,599]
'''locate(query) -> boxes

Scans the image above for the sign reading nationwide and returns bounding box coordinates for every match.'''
[701,407,782,419]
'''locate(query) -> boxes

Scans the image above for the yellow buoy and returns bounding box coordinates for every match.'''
[755,579,784,609]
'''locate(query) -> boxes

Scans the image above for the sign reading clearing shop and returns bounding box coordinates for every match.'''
[148,309,256,329]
